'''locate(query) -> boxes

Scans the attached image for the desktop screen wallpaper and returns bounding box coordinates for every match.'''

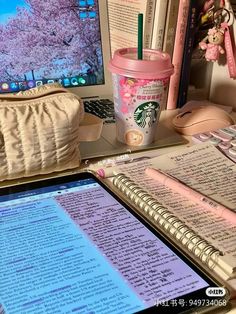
[0,0,104,92]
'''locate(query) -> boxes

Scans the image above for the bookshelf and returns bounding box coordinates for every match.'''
[107,0,236,111]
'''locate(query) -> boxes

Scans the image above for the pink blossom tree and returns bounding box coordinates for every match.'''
[0,0,101,81]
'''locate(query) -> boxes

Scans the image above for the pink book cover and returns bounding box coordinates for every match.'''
[166,0,190,110]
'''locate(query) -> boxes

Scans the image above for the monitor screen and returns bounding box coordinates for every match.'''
[0,0,104,93]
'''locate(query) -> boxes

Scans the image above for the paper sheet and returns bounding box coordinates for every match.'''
[115,143,236,261]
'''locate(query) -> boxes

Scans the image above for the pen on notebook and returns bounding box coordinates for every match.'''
[96,167,117,179]
[145,167,236,224]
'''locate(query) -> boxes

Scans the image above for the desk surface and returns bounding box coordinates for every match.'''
[0,109,188,188]
[0,109,236,314]
[1,108,236,186]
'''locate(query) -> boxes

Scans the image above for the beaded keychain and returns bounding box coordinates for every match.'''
[199,0,236,78]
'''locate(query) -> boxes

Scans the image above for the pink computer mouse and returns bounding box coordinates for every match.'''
[172,105,234,135]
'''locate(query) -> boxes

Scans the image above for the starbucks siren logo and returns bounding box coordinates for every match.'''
[134,102,160,128]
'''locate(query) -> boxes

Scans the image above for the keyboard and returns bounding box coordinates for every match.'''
[192,124,236,163]
[83,99,115,123]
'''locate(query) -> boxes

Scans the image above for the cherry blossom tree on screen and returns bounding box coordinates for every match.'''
[0,0,101,81]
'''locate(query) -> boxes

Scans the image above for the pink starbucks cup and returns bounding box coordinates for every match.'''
[108,48,174,146]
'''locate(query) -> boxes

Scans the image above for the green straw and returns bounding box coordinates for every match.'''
[138,13,143,60]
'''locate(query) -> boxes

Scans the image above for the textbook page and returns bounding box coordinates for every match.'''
[107,0,155,55]
[115,143,236,275]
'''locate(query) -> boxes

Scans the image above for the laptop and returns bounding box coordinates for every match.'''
[0,0,185,161]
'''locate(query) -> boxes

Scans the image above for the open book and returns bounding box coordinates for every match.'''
[106,143,236,286]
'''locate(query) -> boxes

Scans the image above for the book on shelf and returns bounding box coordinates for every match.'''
[150,0,168,51]
[160,0,180,110]
[103,143,236,294]
[107,0,156,56]
[166,0,190,110]
[162,0,180,57]
[177,0,201,108]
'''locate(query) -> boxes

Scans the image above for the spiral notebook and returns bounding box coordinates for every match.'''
[109,143,236,284]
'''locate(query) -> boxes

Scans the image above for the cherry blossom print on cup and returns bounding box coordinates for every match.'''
[108,48,173,146]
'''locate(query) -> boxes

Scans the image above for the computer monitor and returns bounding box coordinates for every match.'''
[0,0,112,98]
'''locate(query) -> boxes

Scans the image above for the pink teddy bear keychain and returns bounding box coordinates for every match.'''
[199,26,225,61]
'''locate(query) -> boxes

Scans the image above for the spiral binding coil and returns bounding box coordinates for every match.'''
[113,173,221,269]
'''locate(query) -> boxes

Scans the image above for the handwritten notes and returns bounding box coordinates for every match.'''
[116,143,236,262]
[156,143,236,209]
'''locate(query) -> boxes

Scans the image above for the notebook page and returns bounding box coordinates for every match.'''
[115,143,236,268]
[153,143,236,210]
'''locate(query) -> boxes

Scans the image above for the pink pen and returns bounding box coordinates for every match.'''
[145,167,236,224]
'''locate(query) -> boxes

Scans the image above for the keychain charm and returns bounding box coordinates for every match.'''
[198,4,236,79]
[199,26,225,61]
[199,6,228,62]
[221,21,236,78]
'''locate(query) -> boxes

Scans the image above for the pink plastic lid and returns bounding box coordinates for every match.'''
[108,47,174,79]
